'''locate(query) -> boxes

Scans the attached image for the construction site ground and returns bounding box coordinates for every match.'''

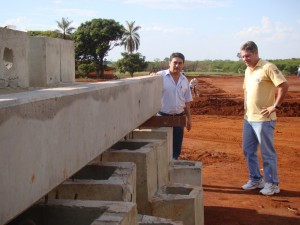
[181,76,300,225]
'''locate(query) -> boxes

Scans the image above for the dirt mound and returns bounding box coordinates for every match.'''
[190,77,299,117]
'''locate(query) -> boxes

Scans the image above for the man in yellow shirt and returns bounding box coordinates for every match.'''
[240,41,289,195]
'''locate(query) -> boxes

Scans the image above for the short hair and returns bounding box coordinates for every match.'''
[240,41,258,52]
[170,52,185,63]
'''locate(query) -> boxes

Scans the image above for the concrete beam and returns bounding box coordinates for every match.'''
[0,75,162,224]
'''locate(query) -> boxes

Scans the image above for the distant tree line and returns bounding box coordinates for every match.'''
[146,58,300,75]
[26,17,300,77]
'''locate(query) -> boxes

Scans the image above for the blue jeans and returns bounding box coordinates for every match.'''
[242,120,279,184]
[173,126,184,159]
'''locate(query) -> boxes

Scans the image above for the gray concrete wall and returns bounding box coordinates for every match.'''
[0,76,162,224]
[28,36,75,86]
[0,28,30,88]
[0,28,75,88]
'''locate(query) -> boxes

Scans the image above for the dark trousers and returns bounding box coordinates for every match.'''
[173,126,184,159]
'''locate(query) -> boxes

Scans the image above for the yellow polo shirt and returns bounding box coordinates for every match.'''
[243,59,286,122]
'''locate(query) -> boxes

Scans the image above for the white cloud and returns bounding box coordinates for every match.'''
[123,0,231,9]
[236,16,294,42]
[2,17,32,31]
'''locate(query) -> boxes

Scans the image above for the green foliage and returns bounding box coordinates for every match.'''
[145,59,246,74]
[116,52,147,77]
[78,63,96,76]
[73,18,124,77]
[268,58,300,75]
[27,30,73,39]
[146,58,169,72]
[143,58,299,76]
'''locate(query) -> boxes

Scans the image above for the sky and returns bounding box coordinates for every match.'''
[1,0,300,62]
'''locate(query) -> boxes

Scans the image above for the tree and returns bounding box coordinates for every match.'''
[56,17,75,39]
[121,21,141,53]
[116,52,147,77]
[78,63,96,77]
[73,18,124,77]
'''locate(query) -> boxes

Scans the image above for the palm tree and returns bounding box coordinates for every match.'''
[56,17,75,39]
[122,21,141,53]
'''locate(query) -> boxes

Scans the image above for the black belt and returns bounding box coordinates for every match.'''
[158,111,186,116]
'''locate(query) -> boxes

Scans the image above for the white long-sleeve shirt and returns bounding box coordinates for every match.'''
[158,69,193,114]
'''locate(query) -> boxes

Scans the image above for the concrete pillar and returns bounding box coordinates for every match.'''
[101,139,165,214]
[47,162,136,202]
[138,214,183,225]
[151,183,204,225]
[169,160,202,186]
[7,199,138,225]
[132,127,173,163]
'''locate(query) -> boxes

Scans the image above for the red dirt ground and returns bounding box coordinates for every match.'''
[181,76,300,225]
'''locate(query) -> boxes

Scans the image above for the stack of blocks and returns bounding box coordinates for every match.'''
[8,127,204,225]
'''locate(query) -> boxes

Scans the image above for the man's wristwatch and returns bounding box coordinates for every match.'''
[273,105,282,110]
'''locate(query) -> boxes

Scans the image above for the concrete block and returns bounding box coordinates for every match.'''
[28,36,75,87]
[132,127,173,162]
[48,161,136,202]
[151,183,204,225]
[0,28,30,88]
[0,28,75,88]
[138,214,183,225]
[101,140,164,214]
[169,160,202,186]
[7,199,137,225]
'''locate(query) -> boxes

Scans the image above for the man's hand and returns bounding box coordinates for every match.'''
[186,119,192,131]
[260,106,276,116]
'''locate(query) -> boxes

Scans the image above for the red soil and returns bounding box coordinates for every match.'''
[181,76,300,225]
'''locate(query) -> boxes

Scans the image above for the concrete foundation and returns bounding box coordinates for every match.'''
[0,76,162,224]
[7,199,138,225]
[169,160,202,186]
[101,139,166,214]
[47,161,136,202]
[132,127,173,161]
[138,215,183,225]
[151,183,204,225]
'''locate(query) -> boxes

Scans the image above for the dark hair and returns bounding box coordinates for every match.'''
[170,52,185,63]
[240,41,258,52]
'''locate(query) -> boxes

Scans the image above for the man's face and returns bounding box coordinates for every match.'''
[241,50,259,69]
[169,57,184,74]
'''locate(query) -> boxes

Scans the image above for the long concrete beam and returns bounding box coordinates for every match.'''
[0,75,162,224]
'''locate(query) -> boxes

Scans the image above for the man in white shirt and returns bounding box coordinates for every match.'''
[156,52,193,159]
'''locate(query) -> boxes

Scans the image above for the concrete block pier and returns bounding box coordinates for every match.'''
[169,160,202,186]
[151,183,204,225]
[101,139,166,214]
[48,161,136,202]
[138,215,184,225]
[7,199,138,225]
[132,127,173,164]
